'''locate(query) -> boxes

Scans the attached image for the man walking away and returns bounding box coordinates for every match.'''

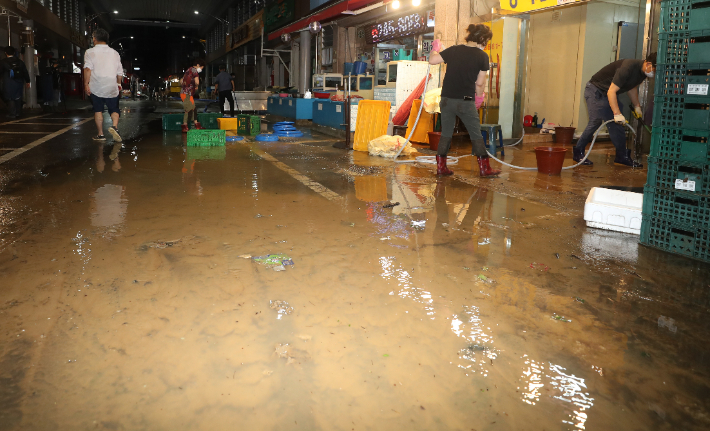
[84,28,124,142]
[214,65,235,117]
[181,58,205,133]
[0,47,30,118]
[573,53,657,168]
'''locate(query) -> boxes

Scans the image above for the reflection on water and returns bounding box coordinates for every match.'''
[90,184,127,228]
[519,356,595,430]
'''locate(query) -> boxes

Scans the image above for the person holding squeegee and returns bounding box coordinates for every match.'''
[574,52,656,168]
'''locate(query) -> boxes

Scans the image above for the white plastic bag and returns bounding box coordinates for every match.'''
[368,135,417,158]
[423,87,442,114]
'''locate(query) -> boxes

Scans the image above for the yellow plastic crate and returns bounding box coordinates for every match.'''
[217,117,240,131]
[353,100,391,152]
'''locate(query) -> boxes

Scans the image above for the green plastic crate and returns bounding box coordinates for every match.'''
[249,115,261,136]
[649,128,710,162]
[197,113,221,129]
[640,216,710,262]
[186,129,226,146]
[642,186,710,228]
[647,156,710,194]
[652,94,710,130]
[162,113,184,131]
[237,115,250,134]
[659,0,710,34]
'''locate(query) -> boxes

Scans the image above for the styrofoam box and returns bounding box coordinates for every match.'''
[583,187,644,235]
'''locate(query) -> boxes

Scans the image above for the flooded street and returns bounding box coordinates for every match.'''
[1,101,709,430]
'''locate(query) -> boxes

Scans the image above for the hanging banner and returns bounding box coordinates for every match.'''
[500,0,585,13]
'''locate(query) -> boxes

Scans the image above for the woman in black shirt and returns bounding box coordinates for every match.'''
[429,24,500,177]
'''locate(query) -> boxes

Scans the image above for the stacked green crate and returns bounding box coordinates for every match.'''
[197,113,222,129]
[641,0,710,261]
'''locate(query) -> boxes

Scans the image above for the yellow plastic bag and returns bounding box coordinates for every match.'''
[423,87,442,114]
[368,135,417,158]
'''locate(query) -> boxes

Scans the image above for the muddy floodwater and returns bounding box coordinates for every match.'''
[1,103,709,430]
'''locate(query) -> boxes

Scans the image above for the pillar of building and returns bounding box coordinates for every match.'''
[23,20,39,109]
[298,29,311,94]
[434,0,471,50]
[290,39,300,91]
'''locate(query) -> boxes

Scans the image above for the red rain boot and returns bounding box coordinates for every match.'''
[477,156,501,177]
[436,155,453,176]
[194,121,204,130]
[181,124,189,133]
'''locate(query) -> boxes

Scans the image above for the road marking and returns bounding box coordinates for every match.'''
[0,114,49,125]
[5,123,82,126]
[0,118,93,165]
[247,144,342,202]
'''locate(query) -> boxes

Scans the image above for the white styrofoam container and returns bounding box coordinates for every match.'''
[584,187,643,235]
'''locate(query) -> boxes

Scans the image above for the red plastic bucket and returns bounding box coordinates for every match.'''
[554,127,576,145]
[428,132,441,151]
[534,146,568,175]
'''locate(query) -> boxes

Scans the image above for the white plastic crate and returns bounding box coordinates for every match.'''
[583,187,644,235]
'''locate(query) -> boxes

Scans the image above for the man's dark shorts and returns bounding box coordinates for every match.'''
[90,94,120,115]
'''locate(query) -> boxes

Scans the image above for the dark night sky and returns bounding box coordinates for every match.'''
[108,24,205,84]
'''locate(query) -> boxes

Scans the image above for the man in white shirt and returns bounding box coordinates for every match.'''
[83,29,123,142]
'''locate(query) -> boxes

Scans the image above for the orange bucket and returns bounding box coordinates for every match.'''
[534,146,568,175]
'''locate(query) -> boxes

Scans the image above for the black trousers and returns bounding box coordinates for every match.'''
[219,90,235,116]
[437,96,486,157]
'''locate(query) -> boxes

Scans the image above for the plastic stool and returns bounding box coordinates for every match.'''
[480,124,504,157]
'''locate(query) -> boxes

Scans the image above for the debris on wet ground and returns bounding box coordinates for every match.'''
[252,254,294,270]
[575,297,586,304]
[478,238,491,245]
[139,236,195,251]
[383,202,400,209]
[530,262,549,271]
[551,314,571,322]
[274,343,310,365]
[411,220,426,230]
[658,315,678,333]
[555,253,560,259]
[341,221,356,227]
[269,300,294,318]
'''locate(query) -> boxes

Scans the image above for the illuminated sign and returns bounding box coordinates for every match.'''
[366,12,426,44]
[500,0,584,13]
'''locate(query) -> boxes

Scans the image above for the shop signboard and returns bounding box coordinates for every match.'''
[366,12,427,44]
[265,0,295,33]
[500,0,584,13]
[226,11,263,52]
[427,10,435,27]
[15,0,28,13]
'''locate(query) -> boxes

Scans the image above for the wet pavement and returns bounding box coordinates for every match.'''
[1,100,709,430]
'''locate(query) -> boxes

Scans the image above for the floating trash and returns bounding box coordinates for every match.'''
[269,300,294,319]
[551,314,571,322]
[252,254,294,269]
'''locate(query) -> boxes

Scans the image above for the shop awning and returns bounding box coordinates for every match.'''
[268,0,382,41]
